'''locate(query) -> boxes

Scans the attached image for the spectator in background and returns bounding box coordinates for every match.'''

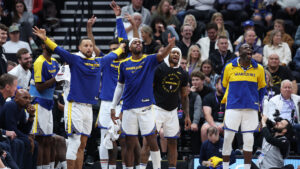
[198,127,235,169]
[183,14,205,44]
[186,45,202,75]
[151,0,180,40]
[263,30,292,66]
[0,2,12,27]
[251,0,273,27]
[197,23,233,61]
[266,54,298,94]
[11,0,38,50]
[201,78,224,143]
[8,48,32,89]
[210,12,229,38]
[295,26,300,48]
[275,0,300,26]
[185,0,216,23]
[141,25,159,54]
[3,25,32,54]
[176,24,194,58]
[234,20,262,46]
[124,12,144,40]
[6,61,17,72]
[180,57,188,71]
[235,30,263,63]
[191,71,213,100]
[263,19,294,50]
[200,60,219,90]
[0,89,38,169]
[151,17,172,46]
[121,0,151,25]
[0,24,8,76]
[24,0,43,26]
[209,36,236,75]
[219,0,249,26]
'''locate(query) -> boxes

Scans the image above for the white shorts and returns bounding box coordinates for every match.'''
[153,105,180,138]
[64,102,93,136]
[122,106,156,136]
[31,103,53,136]
[96,100,121,129]
[224,109,259,133]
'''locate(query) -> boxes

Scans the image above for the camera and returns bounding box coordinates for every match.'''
[265,109,283,131]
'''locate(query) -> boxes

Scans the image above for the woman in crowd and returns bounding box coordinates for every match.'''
[11,0,37,49]
[210,12,229,38]
[141,25,159,54]
[263,29,292,66]
[186,45,202,75]
[200,59,219,90]
[183,14,205,43]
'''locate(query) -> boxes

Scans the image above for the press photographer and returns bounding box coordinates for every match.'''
[252,114,294,169]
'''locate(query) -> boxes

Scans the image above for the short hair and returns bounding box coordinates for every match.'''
[108,39,119,46]
[0,24,8,32]
[206,22,218,31]
[281,79,292,89]
[16,48,29,60]
[207,126,219,136]
[0,74,17,89]
[132,12,142,18]
[274,19,284,27]
[180,24,193,32]
[190,71,205,80]
[218,35,228,41]
[79,38,92,45]
[244,29,255,38]
[7,60,17,67]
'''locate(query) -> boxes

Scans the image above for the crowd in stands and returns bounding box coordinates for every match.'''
[0,0,300,169]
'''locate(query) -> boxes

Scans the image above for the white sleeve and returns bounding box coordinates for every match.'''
[111,82,125,109]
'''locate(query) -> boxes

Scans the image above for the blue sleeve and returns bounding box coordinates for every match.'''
[18,111,33,136]
[99,52,118,68]
[148,54,159,69]
[3,103,27,138]
[116,17,128,41]
[199,141,208,165]
[54,46,79,66]
[258,87,266,103]
[118,62,125,83]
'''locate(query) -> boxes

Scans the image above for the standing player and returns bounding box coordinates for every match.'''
[140,47,191,169]
[29,37,59,169]
[111,35,176,169]
[32,27,126,169]
[221,44,266,169]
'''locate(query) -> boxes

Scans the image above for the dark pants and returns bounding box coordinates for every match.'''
[293,124,300,154]
[18,137,38,169]
[0,142,19,169]
[9,138,25,168]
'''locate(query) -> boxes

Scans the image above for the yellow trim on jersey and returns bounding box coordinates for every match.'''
[130,54,147,62]
[33,55,57,82]
[67,102,73,134]
[32,103,39,134]
[44,37,58,51]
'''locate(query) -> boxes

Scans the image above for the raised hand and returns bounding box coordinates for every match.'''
[124,13,135,26]
[32,26,47,41]
[26,104,36,116]
[87,15,97,28]
[110,0,121,16]
[167,33,176,48]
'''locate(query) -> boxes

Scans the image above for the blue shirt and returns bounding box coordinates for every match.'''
[31,55,59,110]
[44,38,123,105]
[118,54,159,110]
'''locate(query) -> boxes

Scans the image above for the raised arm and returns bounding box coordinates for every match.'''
[124,13,139,38]
[87,15,101,56]
[156,33,176,62]
[111,0,128,41]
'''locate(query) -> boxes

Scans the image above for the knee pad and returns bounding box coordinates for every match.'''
[66,134,81,160]
[222,130,235,156]
[243,133,254,152]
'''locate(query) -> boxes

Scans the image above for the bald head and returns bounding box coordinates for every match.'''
[14,89,31,108]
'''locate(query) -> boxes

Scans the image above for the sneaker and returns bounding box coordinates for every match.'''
[85,155,94,166]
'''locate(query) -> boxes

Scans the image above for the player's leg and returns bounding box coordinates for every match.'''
[74,135,88,169]
[108,141,118,169]
[122,109,139,168]
[99,129,109,169]
[119,137,126,169]
[222,109,242,169]
[49,136,56,169]
[133,138,141,168]
[241,110,258,169]
[159,129,167,159]
[54,135,67,169]
[139,106,161,169]
[140,137,150,169]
